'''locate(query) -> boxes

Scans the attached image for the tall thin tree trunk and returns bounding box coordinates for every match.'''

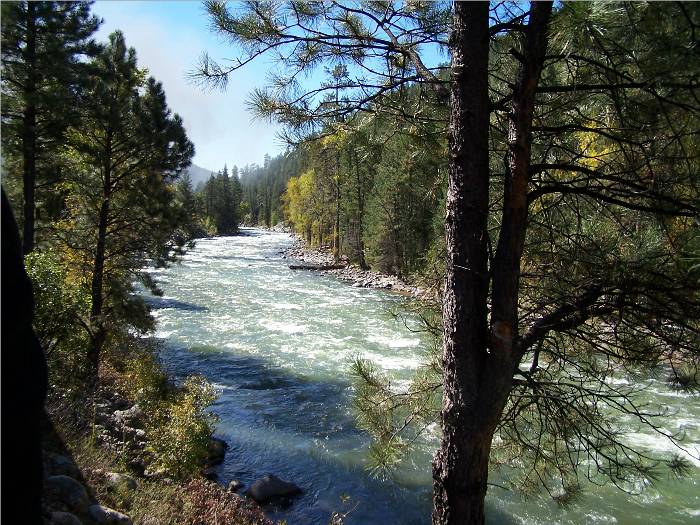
[88,153,112,375]
[491,2,552,351]
[432,3,493,524]
[22,2,38,255]
[334,177,341,261]
[353,149,369,269]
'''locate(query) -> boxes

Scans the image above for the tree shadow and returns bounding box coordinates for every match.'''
[41,411,102,521]
[143,296,209,312]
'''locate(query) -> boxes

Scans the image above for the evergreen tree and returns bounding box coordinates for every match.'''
[1,1,100,254]
[195,165,242,235]
[175,172,204,240]
[230,165,243,223]
[216,165,237,234]
[61,31,194,373]
[204,173,216,218]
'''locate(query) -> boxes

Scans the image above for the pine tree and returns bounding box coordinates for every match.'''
[62,31,194,374]
[175,172,203,240]
[230,165,242,225]
[1,1,100,254]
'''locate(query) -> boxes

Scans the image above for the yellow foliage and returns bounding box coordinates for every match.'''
[575,127,616,170]
[282,170,318,241]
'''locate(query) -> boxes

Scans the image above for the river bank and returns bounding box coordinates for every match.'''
[281,236,436,301]
[42,375,272,525]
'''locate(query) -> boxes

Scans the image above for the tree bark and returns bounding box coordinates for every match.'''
[334,176,341,261]
[491,1,553,357]
[88,149,112,375]
[353,149,369,270]
[433,3,554,524]
[22,1,38,255]
[433,3,493,525]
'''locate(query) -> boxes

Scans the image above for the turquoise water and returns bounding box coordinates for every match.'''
[143,229,700,524]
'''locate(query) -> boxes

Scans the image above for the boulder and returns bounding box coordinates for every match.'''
[207,437,228,465]
[113,405,144,428]
[45,475,90,514]
[50,511,83,525]
[88,504,132,525]
[47,454,81,479]
[122,426,146,442]
[227,479,244,493]
[143,467,166,480]
[105,472,137,492]
[246,474,302,504]
[95,412,114,426]
[128,458,146,476]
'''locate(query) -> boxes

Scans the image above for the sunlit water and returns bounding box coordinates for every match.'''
[142,229,700,524]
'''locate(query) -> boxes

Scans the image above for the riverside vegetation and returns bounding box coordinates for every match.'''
[2,2,699,525]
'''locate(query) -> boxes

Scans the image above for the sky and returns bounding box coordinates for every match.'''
[92,1,284,171]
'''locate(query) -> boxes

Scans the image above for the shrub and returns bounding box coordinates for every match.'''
[114,337,171,412]
[25,249,92,398]
[147,375,218,479]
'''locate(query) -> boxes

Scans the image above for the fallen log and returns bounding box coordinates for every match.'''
[289,264,347,271]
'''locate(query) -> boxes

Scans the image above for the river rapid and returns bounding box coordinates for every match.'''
[142,229,700,525]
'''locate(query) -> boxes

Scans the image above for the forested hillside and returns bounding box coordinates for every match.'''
[257,104,448,278]
[235,152,301,227]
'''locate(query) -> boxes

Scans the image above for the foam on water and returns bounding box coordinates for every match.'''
[259,319,308,334]
[366,334,421,349]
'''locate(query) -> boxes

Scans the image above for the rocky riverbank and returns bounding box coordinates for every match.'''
[282,237,435,301]
[43,374,310,525]
[43,386,272,525]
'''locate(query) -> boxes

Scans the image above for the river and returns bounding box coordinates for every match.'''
[142,229,699,525]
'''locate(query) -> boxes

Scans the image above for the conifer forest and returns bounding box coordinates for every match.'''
[1,2,699,525]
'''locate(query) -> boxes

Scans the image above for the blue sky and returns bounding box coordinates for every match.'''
[93,1,284,171]
[92,1,449,172]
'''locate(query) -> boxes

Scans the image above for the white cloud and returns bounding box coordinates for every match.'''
[93,1,282,170]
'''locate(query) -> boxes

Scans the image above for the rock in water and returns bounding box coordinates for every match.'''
[246,474,302,504]
[227,479,244,493]
[45,475,90,514]
[88,505,132,525]
[50,511,83,525]
[207,437,228,465]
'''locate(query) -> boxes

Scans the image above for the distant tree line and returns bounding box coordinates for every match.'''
[176,164,243,237]
[236,152,302,228]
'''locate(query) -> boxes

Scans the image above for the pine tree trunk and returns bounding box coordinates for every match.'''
[88,155,112,375]
[432,3,493,524]
[22,2,38,255]
[334,179,341,261]
[433,3,554,524]
[353,149,369,270]
[491,1,552,342]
